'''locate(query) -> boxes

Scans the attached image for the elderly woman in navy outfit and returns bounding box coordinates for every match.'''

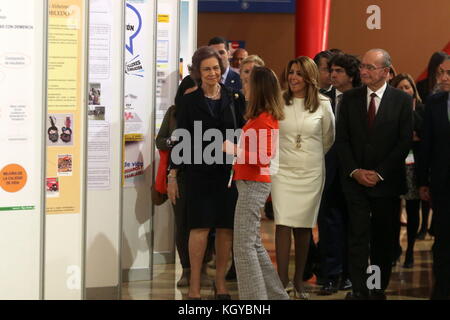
[168,46,246,300]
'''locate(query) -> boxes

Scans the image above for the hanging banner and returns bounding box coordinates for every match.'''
[46,0,85,214]
[124,0,154,186]
[0,0,46,299]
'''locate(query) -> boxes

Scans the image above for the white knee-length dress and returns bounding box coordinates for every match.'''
[271,96,335,228]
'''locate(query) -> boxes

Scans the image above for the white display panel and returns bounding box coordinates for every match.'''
[123,0,155,186]
[44,0,88,299]
[121,0,156,282]
[0,0,47,300]
[85,0,124,299]
[151,0,180,265]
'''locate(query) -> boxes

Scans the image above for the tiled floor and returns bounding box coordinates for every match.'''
[122,218,434,300]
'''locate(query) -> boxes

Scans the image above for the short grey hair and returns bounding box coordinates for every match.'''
[368,48,392,68]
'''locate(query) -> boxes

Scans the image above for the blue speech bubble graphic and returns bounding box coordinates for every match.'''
[125,3,142,55]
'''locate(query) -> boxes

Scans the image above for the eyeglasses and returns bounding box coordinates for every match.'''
[201,65,221,73]
[359,64,387,71]
[437,69,450,77]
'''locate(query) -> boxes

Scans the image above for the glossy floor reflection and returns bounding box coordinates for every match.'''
[122,219,434,300]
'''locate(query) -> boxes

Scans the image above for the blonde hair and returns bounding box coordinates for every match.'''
[246,66,284,121]
[241,55,265,69]
[282,56,321,113]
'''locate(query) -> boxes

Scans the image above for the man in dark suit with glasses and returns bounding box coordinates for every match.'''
[336,48,413,300]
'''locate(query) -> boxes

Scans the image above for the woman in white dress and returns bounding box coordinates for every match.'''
[271,56,335,299]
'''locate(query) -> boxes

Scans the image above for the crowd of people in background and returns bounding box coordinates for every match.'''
[156,35,450,300]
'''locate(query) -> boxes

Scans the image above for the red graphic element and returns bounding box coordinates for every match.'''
[46,177,59,192]
[231,41,240,50]
[65,116,71,129]
[295,0,331,58]
[125,112,134,120]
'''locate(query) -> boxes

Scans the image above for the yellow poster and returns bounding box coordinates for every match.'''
[46,0,85,214]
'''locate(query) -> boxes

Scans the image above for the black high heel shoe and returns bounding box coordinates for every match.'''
[213,282,231,300]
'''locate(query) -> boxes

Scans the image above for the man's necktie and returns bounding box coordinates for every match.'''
[368,92,377,129]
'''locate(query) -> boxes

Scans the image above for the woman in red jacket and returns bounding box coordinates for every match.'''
[223,66,289,299]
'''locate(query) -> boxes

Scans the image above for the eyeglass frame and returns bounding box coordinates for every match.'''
[358,64,389,71]
[437,68,450,78]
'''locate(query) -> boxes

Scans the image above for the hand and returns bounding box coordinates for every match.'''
[167,177,179,205]
[419,186,431,201]
[413,131,421,142]
[222,140,237,155]
[353,169,376,187]
[365,170,381,185]
[183,86,198,95]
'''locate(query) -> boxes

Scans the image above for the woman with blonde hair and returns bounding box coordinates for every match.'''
[239,55,265,100]
[223,66,289,299]
[271,56,335,299]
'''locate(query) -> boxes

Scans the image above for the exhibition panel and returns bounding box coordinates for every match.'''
[152,0,180,266]
[0,0,48,300]
[121,0,157,282]
[85,0,125,300]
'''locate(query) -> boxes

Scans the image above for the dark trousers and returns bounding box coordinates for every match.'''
[318,181,349,280]
[172,173,190,268]
[345,192,398,294]
[431,189,450,300]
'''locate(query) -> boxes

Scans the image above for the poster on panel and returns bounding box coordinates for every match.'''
[179,0,196,80]
[124,0,154,186]
[87,0,114,191]
[156,0,179,132]
[46,0,86,215]
[0,0,46,299]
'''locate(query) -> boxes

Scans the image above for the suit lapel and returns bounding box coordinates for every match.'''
[359,87,369,135]
[440,92,450,133]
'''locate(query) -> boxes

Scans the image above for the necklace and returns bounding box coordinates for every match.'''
[204,84,220,100]
[292,99,305,149]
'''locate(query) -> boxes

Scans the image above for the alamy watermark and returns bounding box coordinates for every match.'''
[170,121,280,175]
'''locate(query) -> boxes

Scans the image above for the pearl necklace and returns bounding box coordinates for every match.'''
[204,84,220,99]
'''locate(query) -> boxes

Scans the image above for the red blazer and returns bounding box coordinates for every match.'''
[233,112,278,183]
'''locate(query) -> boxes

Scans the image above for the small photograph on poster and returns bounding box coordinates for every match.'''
[88,83,101,105]
[47,114,74,146]
[88,106,106,121]
[57,154,73,176]
[46,177,60,198]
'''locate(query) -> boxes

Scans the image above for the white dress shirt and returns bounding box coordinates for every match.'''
[366,81,387,114]
[335,89,343,121]
[349,82,388,181]
[221,66,230,84]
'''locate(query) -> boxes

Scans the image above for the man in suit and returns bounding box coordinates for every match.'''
[314,50,334,93]
[419,55,450,300]
[336,49,413,300]
[208,36,242,91]
[318,53,361,295]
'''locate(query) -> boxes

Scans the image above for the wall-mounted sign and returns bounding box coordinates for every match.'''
[199,0,295,14]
